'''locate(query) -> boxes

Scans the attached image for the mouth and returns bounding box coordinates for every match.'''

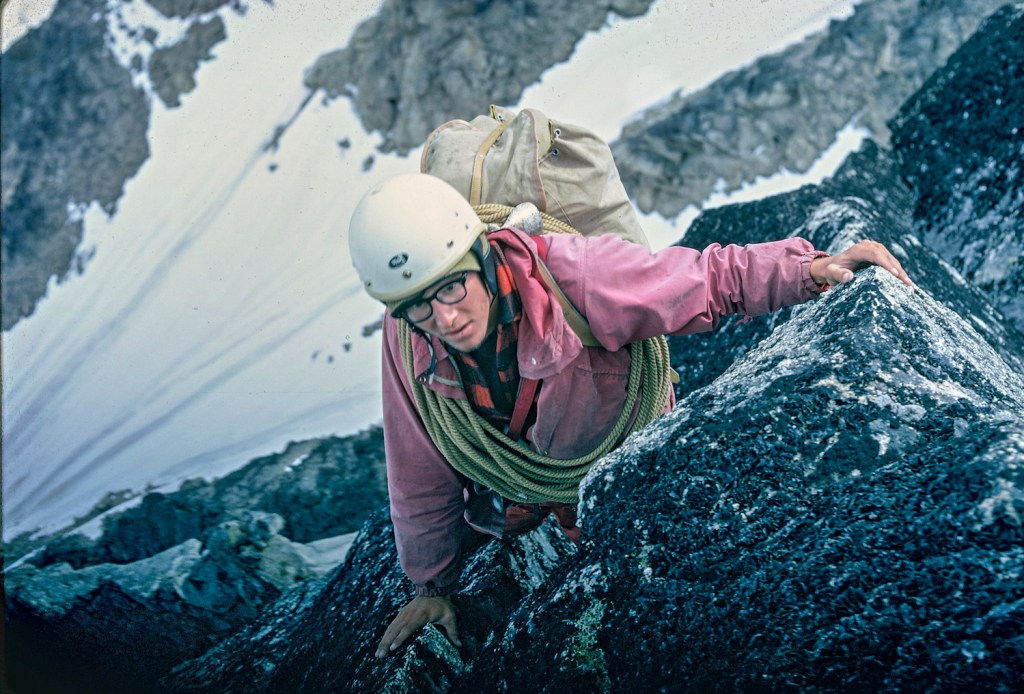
[444,323,471,341]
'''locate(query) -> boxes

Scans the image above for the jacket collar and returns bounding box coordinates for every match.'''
[407,227,584,387]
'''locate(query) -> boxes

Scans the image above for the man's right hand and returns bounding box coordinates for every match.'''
[375,595,461,658]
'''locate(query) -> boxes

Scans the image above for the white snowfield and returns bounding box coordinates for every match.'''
[1,0,858,540]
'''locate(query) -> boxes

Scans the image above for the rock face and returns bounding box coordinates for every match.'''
[467,274,1023,691]
[668,141,1024,399]
[148,15,228,108]
[165,511,576,693]
[159,6,1023,693]
[611,0,1008,217]
[889,12,1024,333]
[0,0,232,331]
[3,430,387,693]
[304,0,655,154]
[0,0,150,331]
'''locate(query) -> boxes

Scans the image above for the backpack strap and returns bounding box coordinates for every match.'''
[531,235,679,384]
[508,377,539,442]
[507,234,593,442]
[470,120,511,207]
[531,236,602,348]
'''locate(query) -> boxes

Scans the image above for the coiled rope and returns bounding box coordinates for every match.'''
[397,204,672,503]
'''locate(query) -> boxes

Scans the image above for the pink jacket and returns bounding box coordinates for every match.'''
[381,227,827,595]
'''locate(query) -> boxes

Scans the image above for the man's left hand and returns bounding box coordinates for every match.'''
[810,240,913,288]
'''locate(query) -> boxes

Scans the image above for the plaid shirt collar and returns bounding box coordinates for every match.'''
[452,241,521,429]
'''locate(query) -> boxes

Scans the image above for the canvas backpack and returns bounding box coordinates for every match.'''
[420,104,650,248]
[419,103,676,372]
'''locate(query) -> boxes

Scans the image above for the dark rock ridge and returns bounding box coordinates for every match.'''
[156,7,1023,693]
[1,0,233,330]
[466,273,1023,691]
[304,0,655,154]
[5,512,329,694]
[668,141,1024,399]
[889,15,1024,333]
[667,0,1024,390]
[3,429,387,693]
[164,511,576,693]
[611,0,1008,217]
[8,426,386,569]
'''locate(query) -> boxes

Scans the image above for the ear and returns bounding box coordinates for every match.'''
[476,237,499,295]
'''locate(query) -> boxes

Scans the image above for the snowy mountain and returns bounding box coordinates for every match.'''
[2,0,866,540]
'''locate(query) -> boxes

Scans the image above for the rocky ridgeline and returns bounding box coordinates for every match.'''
[889,19,1024,334]
[611,0,1007,217]
[147,6,1017,692]
[4,429,387,693]
[667,141,1024,399]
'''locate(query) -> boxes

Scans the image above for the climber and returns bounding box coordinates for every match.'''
[347,173,913,659]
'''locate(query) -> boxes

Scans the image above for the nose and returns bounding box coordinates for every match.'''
[431,300,459,327]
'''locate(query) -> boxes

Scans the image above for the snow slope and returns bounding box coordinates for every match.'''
[1,0,858,539]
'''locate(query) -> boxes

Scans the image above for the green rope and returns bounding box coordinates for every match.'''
[398,204,673,503]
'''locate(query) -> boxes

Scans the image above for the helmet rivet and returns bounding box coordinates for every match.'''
[402,270,412,279]
[446,240,454,248]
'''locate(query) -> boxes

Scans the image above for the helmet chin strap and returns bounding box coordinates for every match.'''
[406,323,439,379]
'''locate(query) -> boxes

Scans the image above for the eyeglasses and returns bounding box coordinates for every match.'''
[399,272,470,323]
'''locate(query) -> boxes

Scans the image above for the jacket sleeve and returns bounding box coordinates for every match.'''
[381,314,468,596]
[544,234,827,351]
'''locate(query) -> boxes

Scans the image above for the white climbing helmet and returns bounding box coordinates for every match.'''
[349,173,488,303]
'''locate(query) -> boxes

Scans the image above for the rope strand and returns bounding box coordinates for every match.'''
[398,205,672,503]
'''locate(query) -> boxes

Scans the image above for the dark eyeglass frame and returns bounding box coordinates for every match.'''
[399,272,470,323]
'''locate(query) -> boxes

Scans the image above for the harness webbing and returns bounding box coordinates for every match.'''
[397,205,673,504]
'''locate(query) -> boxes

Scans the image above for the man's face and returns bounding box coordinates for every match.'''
[404,271,497,352]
